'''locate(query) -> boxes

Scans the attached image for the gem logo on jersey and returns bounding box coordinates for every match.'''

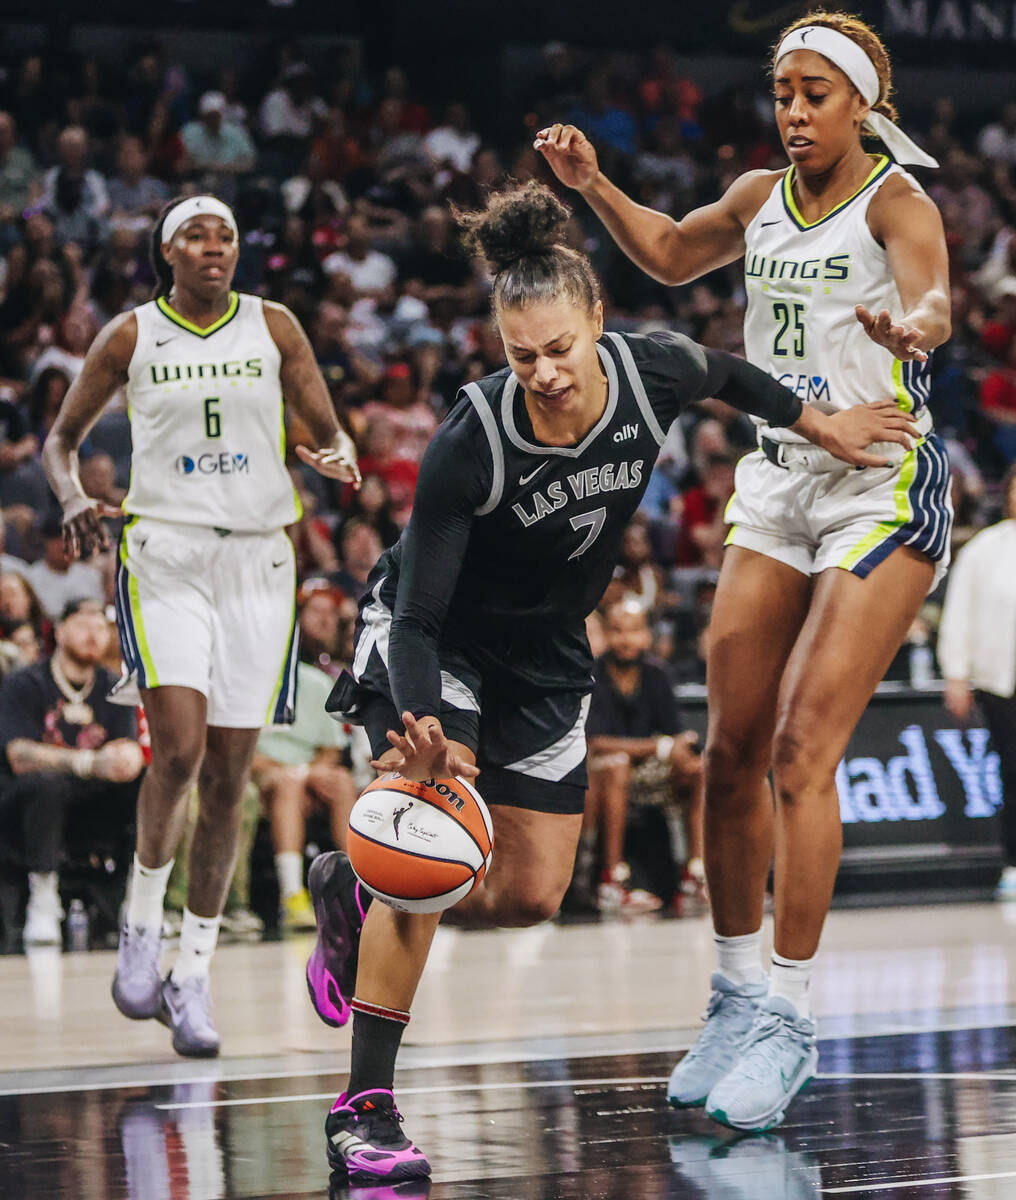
[175,451,251,476]
[776,373,831,403]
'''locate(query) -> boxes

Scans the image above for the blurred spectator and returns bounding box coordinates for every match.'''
[939,465,1016,898]
[356,415,419,524]
[260,63,327,175]
[579,600,704,913]
[331,518,384,600]
[0,112,40,228]
[605,517,670,613]
[253,660,359,930]
[25,518,105,620]
[107,135,169,226]
[398,205,477,310]
[978,102,1016,169]
[979,331,1016,463]
[0,598,143,947]
[0,572,47,647]
[297,577,347,675]
[336,473,401,550]
[323,212,397,297]
[362,362,438,463]
[180,92,256,203]
[38,126,109,255]
[674,451,737,568]
[424,103,481,174]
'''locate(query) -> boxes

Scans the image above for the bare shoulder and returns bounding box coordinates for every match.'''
[90,310,138,374]
[868,171,942,241]
[262,298,307,350]
[723,168,788,228]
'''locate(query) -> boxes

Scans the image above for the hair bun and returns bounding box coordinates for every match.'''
[455,180,571,274]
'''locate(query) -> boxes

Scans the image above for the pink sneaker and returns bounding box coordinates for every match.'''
[326,1089,431,1182]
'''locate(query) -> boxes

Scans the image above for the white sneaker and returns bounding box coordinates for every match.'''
[996,866,1016,900]
[24,897,63,946]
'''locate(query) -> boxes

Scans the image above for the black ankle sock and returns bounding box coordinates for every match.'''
[346,999,410,1098]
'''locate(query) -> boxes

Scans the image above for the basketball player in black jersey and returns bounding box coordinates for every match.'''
[307,181,916,1184]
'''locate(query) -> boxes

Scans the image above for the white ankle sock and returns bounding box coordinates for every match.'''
[769,951,816,1018]
[714,928,766,985]
[171,908,221,984]
[28,871,59,908]
[275,852,304,900]
[126,855,174,932]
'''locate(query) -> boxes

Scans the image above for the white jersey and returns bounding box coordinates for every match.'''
[743,155,931,445]
[123,292,300,531]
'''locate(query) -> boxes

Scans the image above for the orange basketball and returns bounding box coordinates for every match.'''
[347,773,494,913]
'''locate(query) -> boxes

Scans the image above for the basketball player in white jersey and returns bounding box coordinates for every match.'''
[538,12,951,1130]
[42,195,359,1056]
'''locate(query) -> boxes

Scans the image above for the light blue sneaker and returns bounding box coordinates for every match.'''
[705,995,818,1132]
[667,972,768,1107]
[995,866,1016,900]
[111,925,162,1020]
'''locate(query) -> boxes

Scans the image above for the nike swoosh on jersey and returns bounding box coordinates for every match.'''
[519,463,548,486]
[760,220,782,227]
[271,558,287,568]
[155,337,176,347]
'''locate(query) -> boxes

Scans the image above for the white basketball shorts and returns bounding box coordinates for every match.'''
[724,434,953,589]
[112,516,298,727]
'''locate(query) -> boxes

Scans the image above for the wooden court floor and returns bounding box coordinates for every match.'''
[2,901,1016,1198]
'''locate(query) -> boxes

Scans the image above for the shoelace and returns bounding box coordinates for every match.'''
[734,1012,807,1084]
[686,991,755,1062]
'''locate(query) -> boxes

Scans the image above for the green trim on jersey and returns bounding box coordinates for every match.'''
[156,291,240,338]
[266,552,298,723]
[280,402,304,521]
[837,446,917,570]
[781,156,891,232]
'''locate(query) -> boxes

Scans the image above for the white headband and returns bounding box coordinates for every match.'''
[161,195,239,246]
[775,26,938,169]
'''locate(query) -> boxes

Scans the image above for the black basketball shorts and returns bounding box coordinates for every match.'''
[327,629,590,818]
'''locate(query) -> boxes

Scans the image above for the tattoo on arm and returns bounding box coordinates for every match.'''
[7,739,86,776]
[263,301,341,447]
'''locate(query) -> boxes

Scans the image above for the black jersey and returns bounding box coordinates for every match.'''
[369,329,802,719]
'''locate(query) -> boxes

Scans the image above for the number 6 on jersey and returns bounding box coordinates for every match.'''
[204,397,221,439]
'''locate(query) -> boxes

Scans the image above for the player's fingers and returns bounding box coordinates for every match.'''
[454,760,481,779]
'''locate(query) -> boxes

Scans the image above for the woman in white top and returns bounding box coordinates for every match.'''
[538,10,951,1131]
[939,465,1016,897]
[43,194,359,1058]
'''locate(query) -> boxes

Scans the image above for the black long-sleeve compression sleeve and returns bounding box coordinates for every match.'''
[386,405,490,721]
[701,348,803,427]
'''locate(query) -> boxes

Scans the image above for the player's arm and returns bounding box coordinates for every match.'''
[42,311,136,558]
[859,179,951,358]
[263,300,361,487]
[535,123,773,285]
[633,330,921,470]
[382,420,490,780]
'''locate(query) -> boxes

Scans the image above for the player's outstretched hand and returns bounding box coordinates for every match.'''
[855,305,928,362]
[295,428,361,488]
[800,400,919,468]
[372,712,480,783]
[61,496,122,559]
[533,124,599,191]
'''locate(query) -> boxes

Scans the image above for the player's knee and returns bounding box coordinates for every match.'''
[771,720,816,804]
[498,884,565,927]
[151,744,202,794]
[704,728,767,798]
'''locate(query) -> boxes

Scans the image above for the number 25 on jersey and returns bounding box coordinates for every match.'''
[772,301,806,359]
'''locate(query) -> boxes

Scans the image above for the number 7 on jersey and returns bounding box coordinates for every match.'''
[568,507,607,560]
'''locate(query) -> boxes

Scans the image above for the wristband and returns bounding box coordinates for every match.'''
[73,749,96,779]
[655,736,675,762]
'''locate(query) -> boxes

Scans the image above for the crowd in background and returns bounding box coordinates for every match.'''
[0,37,1014,928]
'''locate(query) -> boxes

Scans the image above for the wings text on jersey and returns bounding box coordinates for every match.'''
[512,459,645,528]
[745,252,851,286]
[149,358,264,385]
